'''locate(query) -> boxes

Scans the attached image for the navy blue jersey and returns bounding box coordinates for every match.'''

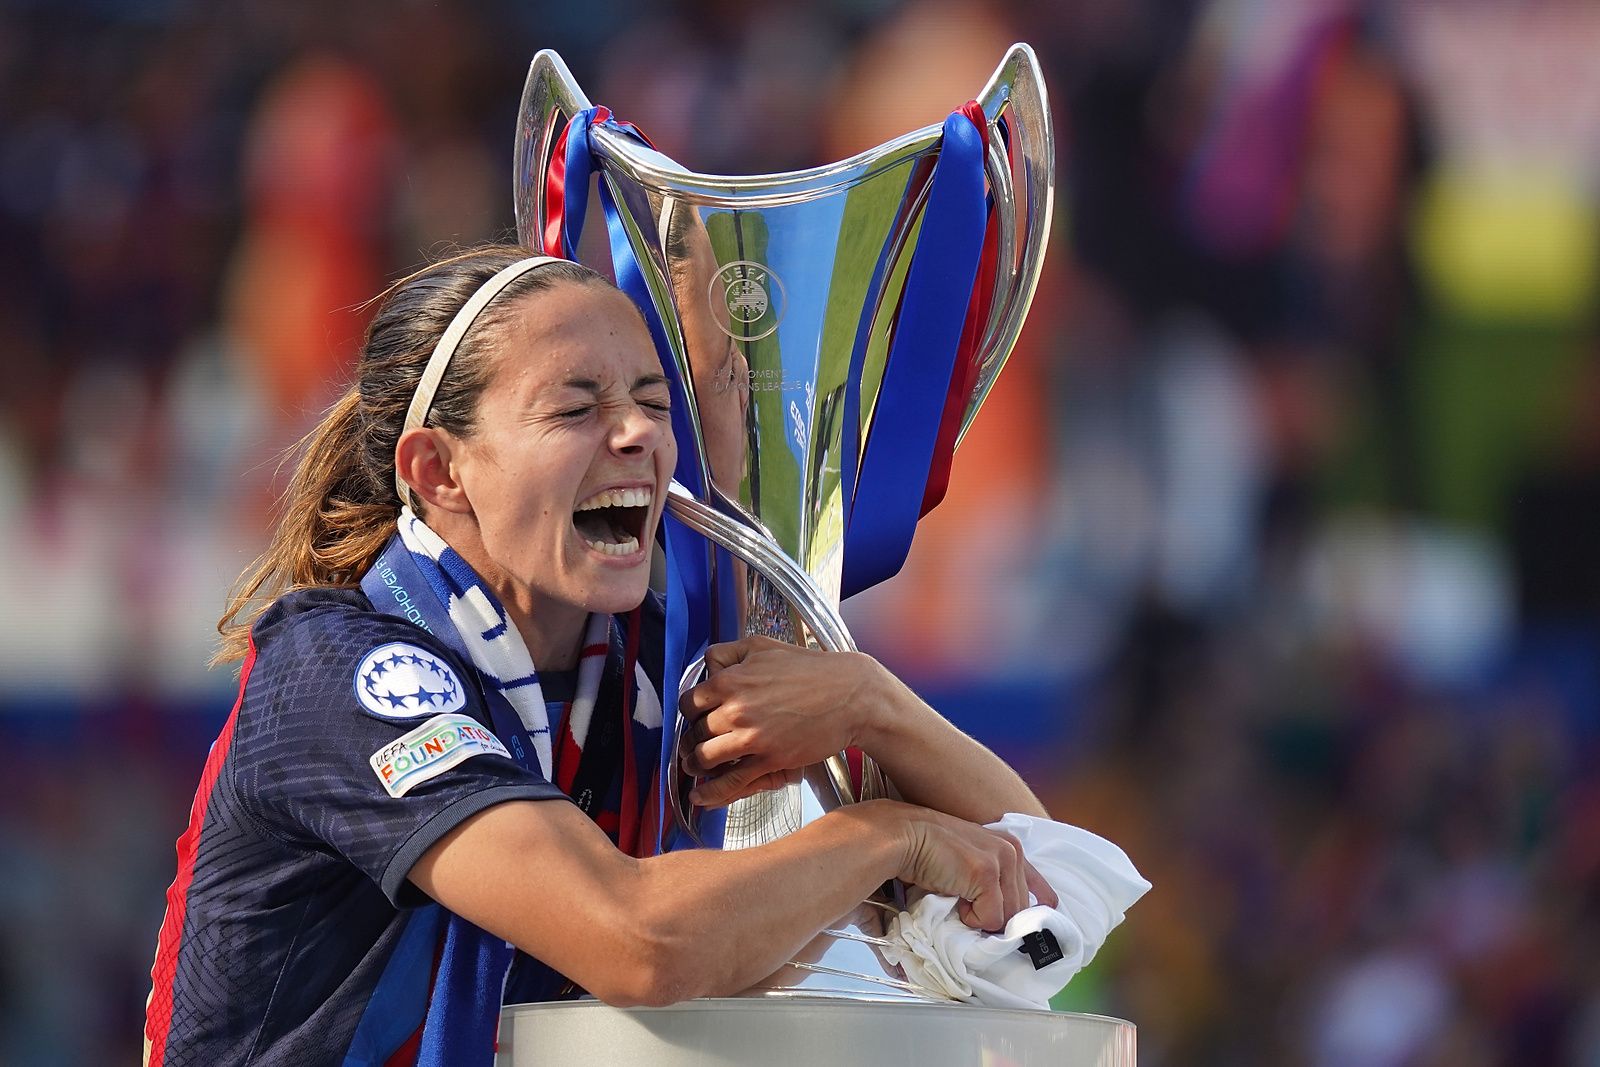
[144,588,657,1067]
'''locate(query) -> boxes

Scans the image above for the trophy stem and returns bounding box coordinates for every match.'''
[666,482,853,652]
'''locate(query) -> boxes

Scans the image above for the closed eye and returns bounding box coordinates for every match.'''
[633,374,672,416]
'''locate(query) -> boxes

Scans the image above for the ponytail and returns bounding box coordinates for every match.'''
[215,388,396,662]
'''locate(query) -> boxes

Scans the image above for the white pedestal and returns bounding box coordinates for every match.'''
[497,998,1136,1066]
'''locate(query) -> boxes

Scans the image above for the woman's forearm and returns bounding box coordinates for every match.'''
[680,640,1051,821]
[857,667,1049,825]
[412,798,904,1005]
[618,803,908,1001]
[411,794,1038,1007]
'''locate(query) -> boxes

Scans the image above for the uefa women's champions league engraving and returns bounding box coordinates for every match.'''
[515,46,1053,999]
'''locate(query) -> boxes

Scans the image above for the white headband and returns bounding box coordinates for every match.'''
[395,255,564,503]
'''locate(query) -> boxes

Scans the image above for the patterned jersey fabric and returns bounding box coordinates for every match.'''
[143,588,661,1067]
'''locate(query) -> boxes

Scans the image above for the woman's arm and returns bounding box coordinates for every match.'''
[678,637,1049,824]
[408,795,1049,1006]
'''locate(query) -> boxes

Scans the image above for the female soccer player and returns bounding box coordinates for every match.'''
[143,246,1051,1067]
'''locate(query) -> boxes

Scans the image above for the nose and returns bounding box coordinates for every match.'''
[609,400,663,457]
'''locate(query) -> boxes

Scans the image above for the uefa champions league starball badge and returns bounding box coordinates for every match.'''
[354,642,467,720]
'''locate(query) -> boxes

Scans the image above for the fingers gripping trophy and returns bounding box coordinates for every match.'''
[498,44,1136,1067]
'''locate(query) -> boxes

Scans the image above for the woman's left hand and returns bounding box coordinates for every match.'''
[678,636,889,808]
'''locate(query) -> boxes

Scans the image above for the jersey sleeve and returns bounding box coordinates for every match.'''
[231,600,568,907]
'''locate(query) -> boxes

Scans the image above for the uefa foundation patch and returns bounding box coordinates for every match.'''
[370,713,511,798]
[355,642,466,720]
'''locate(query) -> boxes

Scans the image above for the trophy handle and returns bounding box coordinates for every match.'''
[514,49,594,252]
[959,43,1055,448]
[665,482,887,811]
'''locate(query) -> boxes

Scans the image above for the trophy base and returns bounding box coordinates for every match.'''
[496,998,1136,1066]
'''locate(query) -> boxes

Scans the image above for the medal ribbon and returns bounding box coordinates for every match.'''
[838,106,990,596]
[543,106,712,856]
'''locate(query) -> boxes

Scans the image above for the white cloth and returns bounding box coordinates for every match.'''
[880,813,1151,1011]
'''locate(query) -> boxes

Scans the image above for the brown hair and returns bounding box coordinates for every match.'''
[215,244,607,664]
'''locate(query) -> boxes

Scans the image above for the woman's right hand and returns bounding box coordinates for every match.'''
[853,800,1058,932]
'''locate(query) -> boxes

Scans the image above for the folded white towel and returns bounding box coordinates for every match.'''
[880,813,1151,1011]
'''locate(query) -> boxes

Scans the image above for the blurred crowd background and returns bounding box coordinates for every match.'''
[2,0,1598,1063]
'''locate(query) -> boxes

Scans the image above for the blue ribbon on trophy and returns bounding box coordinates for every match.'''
[514,44,1055,997]
[538,105,720,855]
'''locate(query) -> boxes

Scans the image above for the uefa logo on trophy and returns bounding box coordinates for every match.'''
[514,44,1053,999]
[715,260,784,340]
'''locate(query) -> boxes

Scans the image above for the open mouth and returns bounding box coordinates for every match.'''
[573,486,653,557]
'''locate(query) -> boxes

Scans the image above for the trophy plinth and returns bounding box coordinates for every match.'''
[497,1000,1136,1067]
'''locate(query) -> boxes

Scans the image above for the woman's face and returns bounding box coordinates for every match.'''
[451,281,676,619]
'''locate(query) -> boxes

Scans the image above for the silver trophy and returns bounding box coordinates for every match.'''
[515,46,1053,1001]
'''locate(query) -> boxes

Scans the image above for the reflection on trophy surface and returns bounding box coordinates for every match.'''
[767,900,902,990]
[657,197,750,501]
[516,41,1053,999]
[656,196,815,849]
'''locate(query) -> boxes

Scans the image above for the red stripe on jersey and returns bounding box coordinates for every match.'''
[143,641,257,1067]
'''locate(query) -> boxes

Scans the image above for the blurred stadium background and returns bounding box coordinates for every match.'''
[3,0,1599,1063]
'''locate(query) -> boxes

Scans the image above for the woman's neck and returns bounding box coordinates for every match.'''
[506,595,588,671]
[426,513,589,671]
[479,567,588,671]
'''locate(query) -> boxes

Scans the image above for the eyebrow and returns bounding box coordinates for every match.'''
[559,374,671,393]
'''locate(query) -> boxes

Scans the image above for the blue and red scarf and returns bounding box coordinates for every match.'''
[353,509,662,1067]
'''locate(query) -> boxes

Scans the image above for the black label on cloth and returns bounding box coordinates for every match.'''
[1018,929,1065,970]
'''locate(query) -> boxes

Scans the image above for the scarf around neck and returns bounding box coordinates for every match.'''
[393,507,605,780]
[355,508,663,1067]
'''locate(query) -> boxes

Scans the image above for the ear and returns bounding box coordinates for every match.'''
[396,428,472,514]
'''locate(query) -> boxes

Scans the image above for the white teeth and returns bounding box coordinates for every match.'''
[584,535,641,556]
[574,487,649,557]
[575,486,654,511]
